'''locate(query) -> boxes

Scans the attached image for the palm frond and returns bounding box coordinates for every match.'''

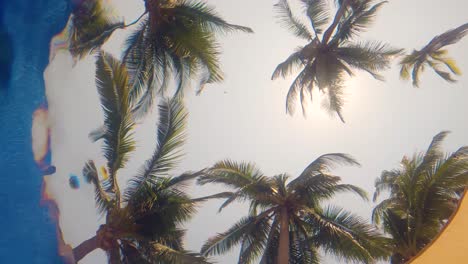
[168,19,224,85]
[272,48,305,80]
[400,23,467,86]
[201,216,264,257]
[274,0,313,40]
[425,22,468,51]
[83,160,114,214]
[284,62,316,115]
[323,80,346,122]
[293,153,360,185]
[237,215,272,264]
[332,0,388,44]
[307,206,391,263]
[151,243,210,264]
[334,184,369,201]
[70,0,124,59]
[201,209,274,257]
[174,0,253,34]
[96,51,136,202]
[301,0,330,36]
[125,98,187,200]
[338,41,403,80]
[197,160,267,189]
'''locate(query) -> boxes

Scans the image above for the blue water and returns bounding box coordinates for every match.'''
[0,0,71,262]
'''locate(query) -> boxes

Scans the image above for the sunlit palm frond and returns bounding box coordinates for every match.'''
[125,98,187,200]
[274,0,313,40]
[400,23,467,86]
[307,206,391,263]
[96,52,135,202]
[70,0,124,59]
[168,19,223,86]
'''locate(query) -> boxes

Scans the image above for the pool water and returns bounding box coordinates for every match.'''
[0,0,71,263]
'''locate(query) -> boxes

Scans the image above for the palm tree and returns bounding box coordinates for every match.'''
[272,0,402,122]
[372,131,468,263]
[197,154,391,264]
[69,0,252,117]
[399,23,468,87]
[72,51,209,263]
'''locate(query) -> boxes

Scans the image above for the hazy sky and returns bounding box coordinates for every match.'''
[44,0,468,263]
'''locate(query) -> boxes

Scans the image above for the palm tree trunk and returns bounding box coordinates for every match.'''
[322,0,351,44]
[72,235,99,263]
[277,207,290,264]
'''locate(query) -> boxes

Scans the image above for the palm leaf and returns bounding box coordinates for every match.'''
[301,0,330,36]
[70,0,124,59]
[292,153,360,187]
[272,48,305,80]
[201,209,274,257]
[96,51,136,203]
[83,160,114,215]
[151,243,210,264]
[274,0,313,40]
[337,41,403,80]
[332,0,388,44]
[400,23,467,86]
[174,0,253,34]
[307,206,391,263]
[125,98,187,200]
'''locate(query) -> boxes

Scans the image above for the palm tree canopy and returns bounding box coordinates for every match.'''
[198,154,391,263]
[77,51,210,263]
[272,0,402,122]
[69,0,253,118]
[400,22,468,87]
[372,131,468,262]
[69,0,125,59]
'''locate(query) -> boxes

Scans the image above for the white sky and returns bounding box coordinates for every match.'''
[44,0,468,263]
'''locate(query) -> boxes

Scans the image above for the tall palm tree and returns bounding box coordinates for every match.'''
[72,51,209,263]
[197,154,391,264]
[399,23,468,87]
[272,0,402,122]
[372,131,468,263]
[69,0,252,117]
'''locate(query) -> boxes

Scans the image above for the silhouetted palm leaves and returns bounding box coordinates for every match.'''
[273,0,402,122]
[198,154,391,263]
[373,131,468,263]
[400,23,468,87]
